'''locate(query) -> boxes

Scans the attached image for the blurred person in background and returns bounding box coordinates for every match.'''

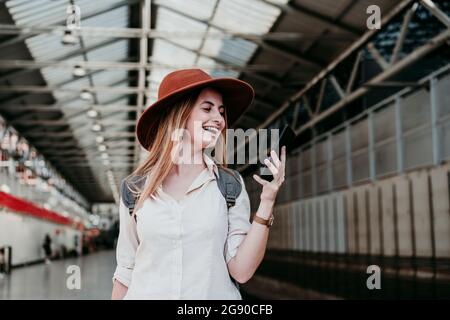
[0,247,5,278]
[42,234,52,264]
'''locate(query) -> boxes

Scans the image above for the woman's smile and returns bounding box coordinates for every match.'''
[202,124,220,140]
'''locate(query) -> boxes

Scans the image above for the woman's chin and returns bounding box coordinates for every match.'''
[202,138,217,149]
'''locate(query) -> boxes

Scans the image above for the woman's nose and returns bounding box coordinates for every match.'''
[211,110,224,126]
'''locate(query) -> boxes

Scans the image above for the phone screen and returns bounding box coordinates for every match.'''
[260,125,295,181]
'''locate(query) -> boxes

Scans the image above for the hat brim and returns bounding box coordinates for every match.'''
[136,77,255,150]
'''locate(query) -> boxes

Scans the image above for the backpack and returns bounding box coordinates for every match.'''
[119,167,242,219]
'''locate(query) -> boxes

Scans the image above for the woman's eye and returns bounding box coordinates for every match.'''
[202,106,224,116]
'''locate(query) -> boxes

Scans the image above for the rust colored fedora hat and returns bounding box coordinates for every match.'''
[136,69,255,150]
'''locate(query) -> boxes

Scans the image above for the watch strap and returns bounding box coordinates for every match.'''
[252,214,274,227]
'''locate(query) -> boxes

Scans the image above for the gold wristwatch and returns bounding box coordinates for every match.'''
[252,214,274,227]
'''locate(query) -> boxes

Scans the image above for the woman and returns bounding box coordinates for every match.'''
[111,69,286,300]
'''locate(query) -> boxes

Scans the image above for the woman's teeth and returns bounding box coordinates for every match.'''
[203,126,219,134]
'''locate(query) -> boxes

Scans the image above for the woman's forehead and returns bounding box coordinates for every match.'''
[197,87,223,103]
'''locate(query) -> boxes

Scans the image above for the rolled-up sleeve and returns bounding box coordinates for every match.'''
[112,196,139,287]
[224,173,252,263]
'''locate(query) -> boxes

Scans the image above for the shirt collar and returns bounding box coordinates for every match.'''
[203,152,219,178]
[155,153,219,199]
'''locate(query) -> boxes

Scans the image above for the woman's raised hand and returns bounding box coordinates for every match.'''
[253,146,286,203]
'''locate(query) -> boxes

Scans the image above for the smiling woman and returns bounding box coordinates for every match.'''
[111,69,286,300]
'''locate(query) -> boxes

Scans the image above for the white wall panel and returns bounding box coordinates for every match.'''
[394,176,413,256]
[0,210,82,265]
[380,180,396,256]
[368,186,381,255]
[410,170,433,257]
[430,166,450,258]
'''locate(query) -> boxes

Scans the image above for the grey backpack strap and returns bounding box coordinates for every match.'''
[216,167,243,291]
[120,175,147,221]
[216,168,242,209]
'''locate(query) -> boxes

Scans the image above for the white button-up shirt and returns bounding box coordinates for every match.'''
[113,153,252,299]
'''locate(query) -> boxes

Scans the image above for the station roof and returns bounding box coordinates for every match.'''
[0,0,418,203]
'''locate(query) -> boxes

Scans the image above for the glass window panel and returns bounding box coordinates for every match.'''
[332,156,347,189]
[351,120,368,152]
[374,104,395,143]
[375,141,397,177]
[352,149,369,182]
[404,128,432,170]
[401,89,430,131]
[332,130,346,159]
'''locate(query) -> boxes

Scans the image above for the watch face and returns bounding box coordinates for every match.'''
[268,215,274,226]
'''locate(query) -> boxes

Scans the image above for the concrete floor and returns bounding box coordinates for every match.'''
[0,250,267,300]
[0,250,116,300]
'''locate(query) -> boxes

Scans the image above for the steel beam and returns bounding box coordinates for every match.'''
[346,50,363,93]
[258,0,360,36]
[0,24,356,41]
[133,0,151,168]
[10,118,136,126]
[154,1,322,70]
[0,104,138,113]
[235,0,416,171]
[367,42,389,70]
[0,0,141,50]
[329,75,345,99]
[295,29,450,135]
[23,130,135,138]
[0,84,143,94]
[239,26,450,172]
[0,59,293,72]
[391,4,416,64]
[420,0,450,28]
[162,38,281,87]
[316,79,327,114]
[0,38,120,83]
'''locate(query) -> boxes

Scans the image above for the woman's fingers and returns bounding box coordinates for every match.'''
[270,150,281,167]
[253,174,267,186]
[264,158,279,176]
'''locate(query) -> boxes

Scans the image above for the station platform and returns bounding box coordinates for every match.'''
[0,251,115,300]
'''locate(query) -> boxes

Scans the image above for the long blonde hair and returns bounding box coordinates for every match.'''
[125,88,229,217]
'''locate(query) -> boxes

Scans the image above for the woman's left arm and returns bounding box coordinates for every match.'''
[227,146,286,284]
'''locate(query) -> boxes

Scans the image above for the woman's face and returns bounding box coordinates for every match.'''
[185,87,226,150]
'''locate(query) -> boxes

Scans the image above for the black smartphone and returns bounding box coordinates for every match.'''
[260,124,296,181]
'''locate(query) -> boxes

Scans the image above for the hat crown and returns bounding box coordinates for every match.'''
[158,69,211,99]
